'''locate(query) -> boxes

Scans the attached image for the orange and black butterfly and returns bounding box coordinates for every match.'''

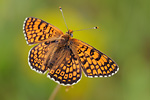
[23,8,119,86]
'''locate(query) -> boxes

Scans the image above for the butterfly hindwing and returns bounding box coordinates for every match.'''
[23,17,64,45]
[47,48,82,86]
[28,40,58,74]
[71,39,119,78]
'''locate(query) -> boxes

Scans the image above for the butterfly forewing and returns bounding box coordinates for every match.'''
[71,39,119,78]
[23,17,64,45]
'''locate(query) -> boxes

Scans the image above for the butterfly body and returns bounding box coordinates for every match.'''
[23,17,119,86]
[58,32,72,47]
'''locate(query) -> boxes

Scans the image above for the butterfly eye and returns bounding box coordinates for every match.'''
[67,29,73,37]
[70,33,73,37]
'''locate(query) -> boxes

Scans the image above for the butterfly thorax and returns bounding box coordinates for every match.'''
[57,29,73,48]
[59,34,70,46]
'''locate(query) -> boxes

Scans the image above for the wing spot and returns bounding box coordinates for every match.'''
[63,66,66,70]
[87,57,92,64]
[96,65,99,69]
[28,35,32,39]
[73,77,76,81]
[34,55,37,59]
[101,67,104,70]
[76,65,80,69]
[38,50,42,55]
[87,69,91,73]
[107,64,110,67]
[69,73,73,78]
[101,55,107,62]
[97,60,102,66]
[32,34,36,38]
[60,64,64,68]
[92,59,97,65]
[68,80,71,82]
[77,69,80,73]
[90,49,94,55]
[54,74,58,78]
[104,66,108,70]
[58,76,62,80]
[30,54,33,58]
[63,80,66,82]
[93,69,97,75]
[109,60,112,63]
[60,71,65,76]
[50,70,54,74]
[98,69,102,74]
[84,61,89,69]
[30,38,34,43]
[70,67,73,72]
[77,74,80,77]
[100,58,104,65]
[93,52,99,60]
[73,64,76,69]
[113,64,116,66]
[103,71,106,75]
[31,59,33,62]
[35,63,38,67]
[66,68,69,73]
[73,71,77,76]
[34,60,37,63]
[34,50,37,54]
[91,65,95,70]
[64,74,68,79]
[38,47,43,51]
[56,69,61,74]
[111,65,115,69]
[107,70,110,74]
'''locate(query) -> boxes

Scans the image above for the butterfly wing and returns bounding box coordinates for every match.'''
[47,47,82,86]
[70,39,119,78]
[23,17,64,45]
[28,40,58,74]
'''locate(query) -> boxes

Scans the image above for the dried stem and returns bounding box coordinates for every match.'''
[49,84,61,100]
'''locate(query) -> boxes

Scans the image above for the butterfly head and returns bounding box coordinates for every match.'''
[66,29,73,37]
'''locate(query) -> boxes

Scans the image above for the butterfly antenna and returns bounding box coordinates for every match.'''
[59,6,69,31]
[74,27,99,32]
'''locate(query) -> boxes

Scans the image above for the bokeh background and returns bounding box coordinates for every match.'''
[0,0,150,100]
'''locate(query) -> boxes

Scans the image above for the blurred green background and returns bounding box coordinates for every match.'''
[0,0,150,100]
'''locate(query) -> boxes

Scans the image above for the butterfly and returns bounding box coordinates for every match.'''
[23,14,119,86]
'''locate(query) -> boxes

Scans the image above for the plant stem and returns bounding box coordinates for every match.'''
[49,84,61,100]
